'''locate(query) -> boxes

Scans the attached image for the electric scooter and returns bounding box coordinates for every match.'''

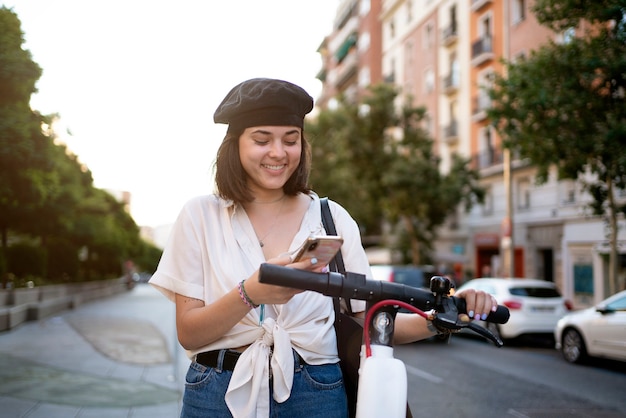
[258,263,510,418]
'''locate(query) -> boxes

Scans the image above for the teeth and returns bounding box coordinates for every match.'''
[263,164,284,170]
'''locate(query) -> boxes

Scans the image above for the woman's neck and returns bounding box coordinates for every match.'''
[249,193,286,204]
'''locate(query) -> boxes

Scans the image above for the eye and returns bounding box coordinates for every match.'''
[284,132,300,145]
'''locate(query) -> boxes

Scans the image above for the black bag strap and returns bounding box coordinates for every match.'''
[320,197,345,273]
[320,197,353,315]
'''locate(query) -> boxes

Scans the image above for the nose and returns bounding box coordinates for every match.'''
[268,139,286,156]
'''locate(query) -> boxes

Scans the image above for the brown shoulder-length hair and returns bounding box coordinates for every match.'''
[213,127,312,204]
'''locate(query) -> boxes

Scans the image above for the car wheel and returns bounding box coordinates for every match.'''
[561,328,587,364]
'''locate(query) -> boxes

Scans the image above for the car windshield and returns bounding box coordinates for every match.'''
[392,268,425,288]
[606,296,626,311]
[509,287,561,298]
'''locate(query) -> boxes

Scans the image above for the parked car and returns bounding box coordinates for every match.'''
[370,264,436,289]
[455,278,572,342]
[554,289,626,364]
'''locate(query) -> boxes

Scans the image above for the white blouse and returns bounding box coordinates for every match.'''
[150,192,369,417]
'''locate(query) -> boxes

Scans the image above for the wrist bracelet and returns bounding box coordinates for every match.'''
[238,280,259,309]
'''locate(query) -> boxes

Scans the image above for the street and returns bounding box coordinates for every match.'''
[1,284,625,417]
[395,335,626,417]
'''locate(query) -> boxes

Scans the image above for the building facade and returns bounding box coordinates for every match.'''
[318,0,626,306]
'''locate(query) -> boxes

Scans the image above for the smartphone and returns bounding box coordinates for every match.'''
[292,235,343,266]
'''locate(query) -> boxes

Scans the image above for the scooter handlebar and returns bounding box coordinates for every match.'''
[258,263,509,324]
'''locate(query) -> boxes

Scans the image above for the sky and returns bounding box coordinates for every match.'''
[3,0,338,228]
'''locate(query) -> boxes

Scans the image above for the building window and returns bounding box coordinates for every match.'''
[512,0,526,24]
[424,68,435,93]
[479,127,495,168]
[476,69,494,112]
[359,31,370,52]
[480,14,492,38]
[449,52,459,86]
[360,0,370,15]
[450,4,457,31]
[560,180,577,204]
[359,67,371,88]
[517,178,531,210]
[424,23,434,49]
[482,186,493,216]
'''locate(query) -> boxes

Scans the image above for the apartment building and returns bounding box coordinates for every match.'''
[318,0,626,306]
[317,0,383,108]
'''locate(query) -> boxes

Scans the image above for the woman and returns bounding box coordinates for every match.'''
[150,78,496,418]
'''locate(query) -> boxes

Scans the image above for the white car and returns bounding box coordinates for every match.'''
[555,289,626,364]
[456,278,572,341]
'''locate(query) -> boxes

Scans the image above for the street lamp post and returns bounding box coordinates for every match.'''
[502,148,514,278]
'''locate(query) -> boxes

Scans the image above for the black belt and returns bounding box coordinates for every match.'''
[195,349,306,371]
[196,349,241,371]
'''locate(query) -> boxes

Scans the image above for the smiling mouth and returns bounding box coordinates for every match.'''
[262,164,286,171]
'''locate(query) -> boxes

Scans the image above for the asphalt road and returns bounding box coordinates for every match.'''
[395,334,626,418]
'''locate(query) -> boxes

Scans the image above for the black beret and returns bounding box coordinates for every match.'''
[213,78,314,132]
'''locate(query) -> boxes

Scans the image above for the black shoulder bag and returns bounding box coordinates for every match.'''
[320,197,413,418]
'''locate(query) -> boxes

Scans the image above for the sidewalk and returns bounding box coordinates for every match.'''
[0,283,188,418]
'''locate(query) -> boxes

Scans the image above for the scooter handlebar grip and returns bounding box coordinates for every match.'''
[455,298,510,324]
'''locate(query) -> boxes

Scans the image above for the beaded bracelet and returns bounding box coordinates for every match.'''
[238,280,259,309]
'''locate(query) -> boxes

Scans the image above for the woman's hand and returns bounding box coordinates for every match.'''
[242,254,322,306]
[453,288,498,321]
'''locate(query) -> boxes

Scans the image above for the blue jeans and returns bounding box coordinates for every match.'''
[181,350,348,418]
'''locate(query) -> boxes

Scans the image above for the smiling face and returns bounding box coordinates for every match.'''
[238,125,302,197]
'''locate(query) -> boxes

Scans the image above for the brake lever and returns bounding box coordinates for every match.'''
[467,322,504,347]
[431,294,504,347]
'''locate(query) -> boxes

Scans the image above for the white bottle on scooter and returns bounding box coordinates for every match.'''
[355,344,407,418]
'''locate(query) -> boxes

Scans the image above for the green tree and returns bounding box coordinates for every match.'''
[382,98,484,264]
[306,87,394,239]
[487,0,626,294]
[0,7,45,247]
[308,84,484,264]
[0,7,162,286]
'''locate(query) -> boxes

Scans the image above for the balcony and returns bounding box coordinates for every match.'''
[443,121,459,144]
[442,72,460,95]
[441,24,458,47]
[335,33,357,63]
[471,0,492,12]
[471,36,494,66]
[471,148,503,171]
[334,51,358,89]
[329,16,359,55]
[471,95,491,122]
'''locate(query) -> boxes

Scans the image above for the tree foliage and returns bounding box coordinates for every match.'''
[0,7,161,287]
[487,0,626,293]
[307,84,484,264]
